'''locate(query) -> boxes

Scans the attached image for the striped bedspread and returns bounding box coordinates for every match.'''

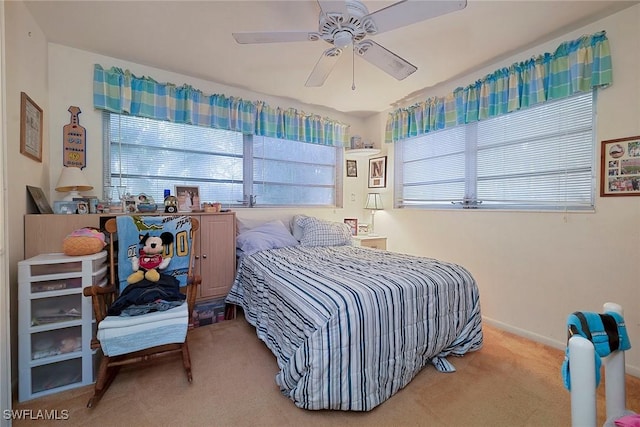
[226,245,483,411]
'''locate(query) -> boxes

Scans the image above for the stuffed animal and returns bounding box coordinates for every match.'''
[127,232,174,284]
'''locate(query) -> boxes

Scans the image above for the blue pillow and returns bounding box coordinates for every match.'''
[236,220,299,255]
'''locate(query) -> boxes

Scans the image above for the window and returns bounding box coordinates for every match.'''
[103,113,342,207]
[395,92,595,211]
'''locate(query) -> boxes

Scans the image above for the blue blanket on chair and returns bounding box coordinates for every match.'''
[116,215,193,292]
[562,310,631,390]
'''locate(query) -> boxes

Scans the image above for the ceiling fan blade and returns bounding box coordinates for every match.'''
[233,31,319,44]
[364,0,467,35]
[305,48,343,87]
[356,40,417,81]
[317,0,349,16]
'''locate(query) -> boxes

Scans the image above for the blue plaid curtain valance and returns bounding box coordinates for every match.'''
[385,31,613,144]
[93,65,349,147]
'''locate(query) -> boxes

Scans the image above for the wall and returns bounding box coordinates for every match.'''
[3,0,50,396]
[369,5,640,374]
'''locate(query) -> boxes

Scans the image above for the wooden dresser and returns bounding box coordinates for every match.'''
[24,212,236,301]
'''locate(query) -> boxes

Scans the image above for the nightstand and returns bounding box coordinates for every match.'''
[352,235,387,250]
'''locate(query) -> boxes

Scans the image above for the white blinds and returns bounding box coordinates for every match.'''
[396,92,595,210]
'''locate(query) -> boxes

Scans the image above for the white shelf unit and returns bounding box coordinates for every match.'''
[18,251,108,402]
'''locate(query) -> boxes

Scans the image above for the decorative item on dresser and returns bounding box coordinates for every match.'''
[55,166,93,201]
[26,186,54,214]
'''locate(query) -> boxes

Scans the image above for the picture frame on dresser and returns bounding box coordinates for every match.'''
[344,218,358,236]
[26,186,54,214]
[175,185,200,212]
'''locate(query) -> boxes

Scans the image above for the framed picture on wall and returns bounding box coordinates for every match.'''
[20,92,43,163]
[368,156,387,188]
[346,160,357,177]
[600,136,640,196]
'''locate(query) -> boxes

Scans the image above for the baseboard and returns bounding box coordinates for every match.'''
[482,316,640,378]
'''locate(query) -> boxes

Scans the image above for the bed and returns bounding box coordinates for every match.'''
[226,216,483,411]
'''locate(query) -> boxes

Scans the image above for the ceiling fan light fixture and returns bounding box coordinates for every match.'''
[333,31,353,49]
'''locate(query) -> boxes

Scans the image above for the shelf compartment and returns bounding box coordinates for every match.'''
[31,326,81,361]
[31,294,82,327]
[31,358,82,395]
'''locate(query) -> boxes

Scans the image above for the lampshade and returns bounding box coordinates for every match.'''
[364,193,383,210]
[55,167,93,201]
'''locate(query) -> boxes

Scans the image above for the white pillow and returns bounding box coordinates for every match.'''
[291,214,309,241]
[236,220,299,255]
[236,217,269,236]
[297,216,353,247]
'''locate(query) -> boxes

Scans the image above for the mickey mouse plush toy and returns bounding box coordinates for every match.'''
[127,232,174,284]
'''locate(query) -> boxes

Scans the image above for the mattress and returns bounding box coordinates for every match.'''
[226,245,483,411]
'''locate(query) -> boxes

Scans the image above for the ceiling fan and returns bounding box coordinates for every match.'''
[232,0,467,88]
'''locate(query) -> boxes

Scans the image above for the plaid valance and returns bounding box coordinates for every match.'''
[93,65,349,147]
[385,31,613,143]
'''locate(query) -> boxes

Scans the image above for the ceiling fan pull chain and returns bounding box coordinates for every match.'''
[352,45,356,91]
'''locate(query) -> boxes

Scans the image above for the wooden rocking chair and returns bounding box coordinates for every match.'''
[83,215,201,408]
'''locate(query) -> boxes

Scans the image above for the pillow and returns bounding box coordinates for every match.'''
[236,220,299,255]
[291,214,309,241]
[297,216,353,247]
[236,217,270,236]
[62,228,106,256]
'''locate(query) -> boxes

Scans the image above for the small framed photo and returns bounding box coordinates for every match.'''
[53,201,79,215]
[77,201,89,215]
[368,156,387,188]
[358,223,370,235]
[120,195,137,213]
[175,185,200,212]
[346,160,357,177]
[600,136,640,196]
[344,218,358,236]
[20,92,43,162]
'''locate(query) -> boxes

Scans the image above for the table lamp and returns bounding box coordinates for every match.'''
[55,166,93,201]
[364,193,383,236]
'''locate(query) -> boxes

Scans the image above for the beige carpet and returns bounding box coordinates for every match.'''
[12,316,640,426]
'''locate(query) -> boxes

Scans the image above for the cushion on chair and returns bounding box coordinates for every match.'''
[97,302,188,356]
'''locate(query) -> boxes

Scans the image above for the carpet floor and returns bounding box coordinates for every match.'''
[12,315,640,426]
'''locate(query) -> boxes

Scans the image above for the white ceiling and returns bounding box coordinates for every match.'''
[24,0,638,118]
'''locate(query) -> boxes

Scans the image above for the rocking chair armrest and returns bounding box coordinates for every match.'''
[83,283,117,324]
[83,283,116,298]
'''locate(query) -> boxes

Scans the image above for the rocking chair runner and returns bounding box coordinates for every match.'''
[83,216,201,408]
